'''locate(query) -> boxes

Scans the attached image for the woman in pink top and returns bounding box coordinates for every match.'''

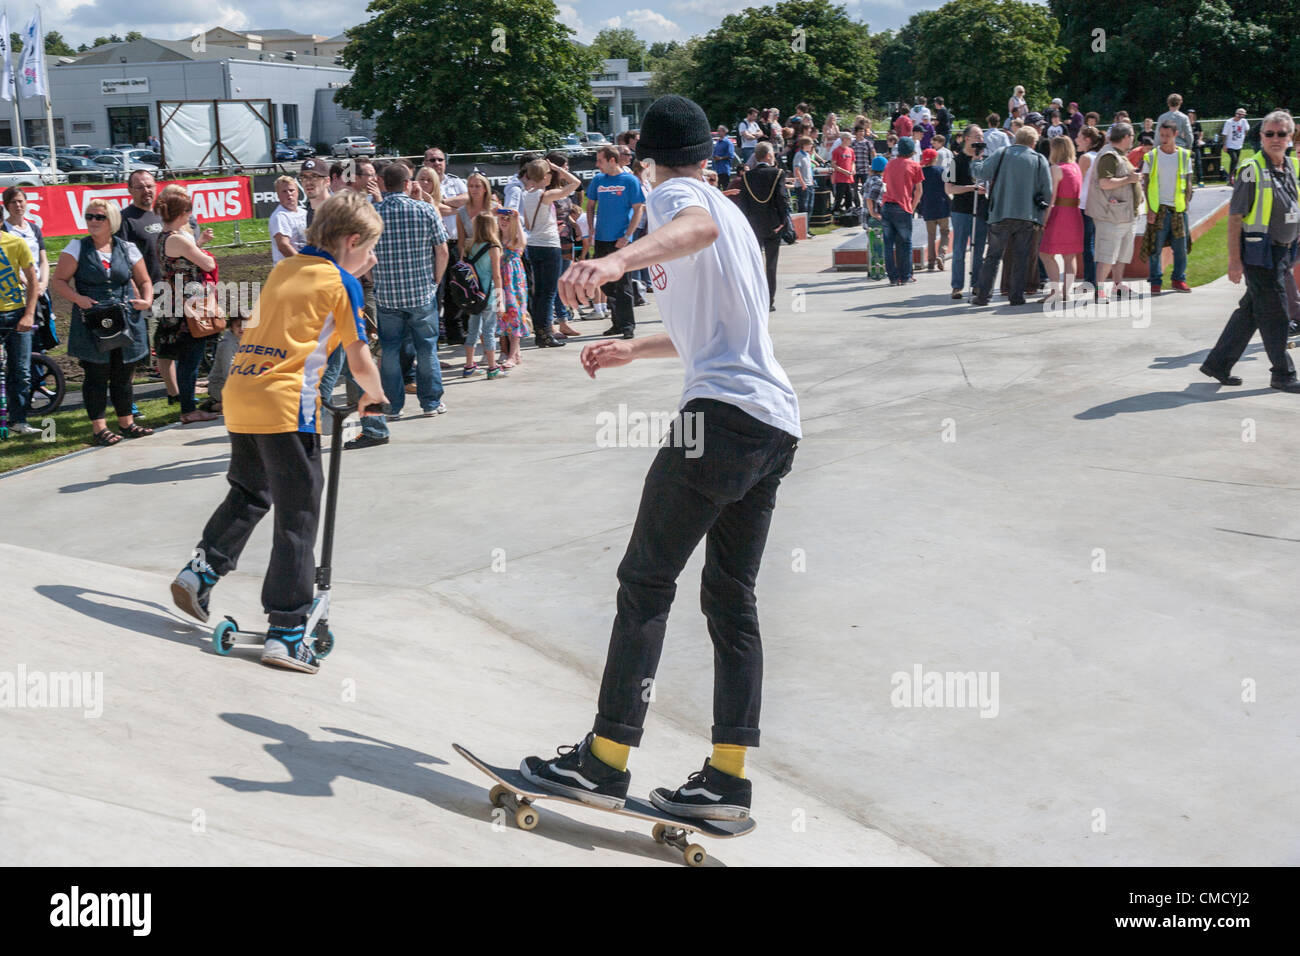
[1038,136,1084,302]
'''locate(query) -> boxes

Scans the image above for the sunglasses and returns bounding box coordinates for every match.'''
[428,157,446,162]
[1262,130,1289,138]
[85,213,109,222]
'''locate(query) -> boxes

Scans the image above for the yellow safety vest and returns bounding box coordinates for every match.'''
[1144,146,1191,213]
[1239,152,1299,267]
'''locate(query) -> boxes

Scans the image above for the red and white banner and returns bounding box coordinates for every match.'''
[16,177,254,237]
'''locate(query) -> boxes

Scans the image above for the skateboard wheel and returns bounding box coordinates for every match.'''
[515,805,539,830]
[313,624,335,658]
[684,844,707,867]
[213,619,237,655]
[652,823,668,844]
[489,785,510,808]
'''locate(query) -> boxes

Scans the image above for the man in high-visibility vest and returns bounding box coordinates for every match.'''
[1141,120,1195,294]
[1200,111,1300,392]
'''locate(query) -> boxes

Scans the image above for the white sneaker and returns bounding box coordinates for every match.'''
[10,422,41,436]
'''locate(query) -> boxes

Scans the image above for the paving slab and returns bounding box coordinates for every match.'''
[1,225,1296,866]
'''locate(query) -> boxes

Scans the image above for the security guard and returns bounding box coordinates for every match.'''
[1200,111,1300,392]
[1142,120,1195,293]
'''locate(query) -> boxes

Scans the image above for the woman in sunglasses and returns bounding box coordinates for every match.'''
[52,197,154,445]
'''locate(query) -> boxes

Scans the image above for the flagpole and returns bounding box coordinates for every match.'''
[38,7,52,154]
[1,10,22,158]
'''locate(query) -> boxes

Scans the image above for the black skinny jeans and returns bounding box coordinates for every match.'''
[81,351,136,421]
[594,398,798,748]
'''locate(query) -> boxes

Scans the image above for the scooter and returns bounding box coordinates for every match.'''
[212,398,378,657]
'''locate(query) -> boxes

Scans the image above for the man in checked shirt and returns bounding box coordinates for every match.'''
[852,125,876,206]
[347,160,450,449]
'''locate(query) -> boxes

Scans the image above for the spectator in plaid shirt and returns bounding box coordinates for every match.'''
[852,126,875,200]
[349,161,450,449]
[863,155,887,223]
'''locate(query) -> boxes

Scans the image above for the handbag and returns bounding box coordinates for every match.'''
[82,301,133,354]
[33,292,57,351]
[184,284,227,338]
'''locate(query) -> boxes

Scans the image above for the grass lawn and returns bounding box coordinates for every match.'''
[1185,214,1230,288]
[0,393,188,474]
[44,219,271,261]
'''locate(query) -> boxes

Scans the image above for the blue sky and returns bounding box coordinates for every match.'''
[32,1,935,51]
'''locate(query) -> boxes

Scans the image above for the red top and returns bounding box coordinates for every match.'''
[893,114,914,138]
[831,145,855,183]
[882,157,925,214]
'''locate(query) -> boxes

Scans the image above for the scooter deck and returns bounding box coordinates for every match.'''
[454,743,755,865]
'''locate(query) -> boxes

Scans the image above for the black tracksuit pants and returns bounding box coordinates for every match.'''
[198,431,324,627]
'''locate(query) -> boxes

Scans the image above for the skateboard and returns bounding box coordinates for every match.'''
[865,222,886,280]
[454,744,756,867]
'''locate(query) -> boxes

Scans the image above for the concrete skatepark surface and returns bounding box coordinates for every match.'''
[2,228,1297,866]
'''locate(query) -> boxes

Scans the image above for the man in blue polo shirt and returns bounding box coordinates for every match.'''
[586,145,646,338]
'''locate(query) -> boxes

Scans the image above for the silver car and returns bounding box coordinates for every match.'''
[331,136,376,158]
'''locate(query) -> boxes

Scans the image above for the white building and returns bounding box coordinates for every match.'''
[580,59,654,136]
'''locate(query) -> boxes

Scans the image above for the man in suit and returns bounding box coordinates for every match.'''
[726,142,789,311]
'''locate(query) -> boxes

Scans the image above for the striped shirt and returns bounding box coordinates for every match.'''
[373,191,448,310]
[852,138,875,174]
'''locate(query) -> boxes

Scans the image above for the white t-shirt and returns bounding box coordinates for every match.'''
[934,147,954,174]
[738,119,761,145]
[909,105,931,125]
[1223,119,1248,150]
[441,173,467,238]
[268,204,308,263]
[520,188,560,247]
[62,238,143,272]
[643,175,801,438]
[1155,148,1178,207]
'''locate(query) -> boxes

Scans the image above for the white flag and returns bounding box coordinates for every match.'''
[0,14,13,102]
[18,12,43,99]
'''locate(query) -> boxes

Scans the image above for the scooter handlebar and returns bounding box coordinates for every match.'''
[322,399,385,418]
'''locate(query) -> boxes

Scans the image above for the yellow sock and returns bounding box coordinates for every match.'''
[711,744,746,779]
[591,735,630,772]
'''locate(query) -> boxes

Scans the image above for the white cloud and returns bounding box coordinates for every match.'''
[556,4,597,45]
[598,10,683,43]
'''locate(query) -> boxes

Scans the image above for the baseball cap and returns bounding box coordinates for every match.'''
[1068,102,1078,109]
[300,157,329,177]
[921,148,938,165]
[1051,98,1063,106]
[871,155,888,172]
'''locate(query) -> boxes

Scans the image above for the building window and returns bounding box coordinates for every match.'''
[72,121,95,133]
[591,73,620,82]
[282,104,299,140]
[23,117,65,147]
[106,106,150,147]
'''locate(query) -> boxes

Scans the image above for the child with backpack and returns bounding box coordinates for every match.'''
[461,211,507,379]
[170,191,387,674]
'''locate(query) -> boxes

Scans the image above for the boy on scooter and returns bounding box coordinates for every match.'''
[171,192,387,673]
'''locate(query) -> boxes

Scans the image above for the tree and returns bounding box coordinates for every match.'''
[124,31,143,42]
[872,12,936,108]
[44,31,76,56]
[678,0,876,127]
[338,0,602,154]
[649,37,700,97]
[590,27,647,71]
[1048,0,1291,121]
[911,0,1066,122]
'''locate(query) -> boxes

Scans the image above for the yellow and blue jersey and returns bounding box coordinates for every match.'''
[223,245,366,435]
[0,230,34,312]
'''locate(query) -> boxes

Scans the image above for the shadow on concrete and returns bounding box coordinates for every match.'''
[184,435,234,447]
[59,455,231,494]
[211,715,723,865]
[1149,344,1263,372]
[35,584,206,647]
[1075,385,1274,419]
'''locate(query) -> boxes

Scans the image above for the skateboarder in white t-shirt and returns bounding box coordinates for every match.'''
[520,95,801,821]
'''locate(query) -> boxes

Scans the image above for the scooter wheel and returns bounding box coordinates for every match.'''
[213,619,237,655]
[313,625,335,658]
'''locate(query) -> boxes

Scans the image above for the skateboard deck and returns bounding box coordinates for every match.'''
[866,224,886,279]
[454,743,755,866]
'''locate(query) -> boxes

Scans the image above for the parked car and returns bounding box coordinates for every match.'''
[0,156,62,186]
[330,136,376,158]
[127,149,162,167]
[278,138,313,159]
[56,155,109,182]
[90,151,159,176]
[274,142,296,162]
[578,131,610,147]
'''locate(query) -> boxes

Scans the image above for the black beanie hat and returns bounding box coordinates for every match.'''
[636,95,713,167]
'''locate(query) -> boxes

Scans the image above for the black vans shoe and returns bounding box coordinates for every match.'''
[520,733,630,810]
[651,758,752,821]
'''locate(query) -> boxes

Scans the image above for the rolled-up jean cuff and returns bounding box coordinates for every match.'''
[593,713,644,748]
[712,725,761,747]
